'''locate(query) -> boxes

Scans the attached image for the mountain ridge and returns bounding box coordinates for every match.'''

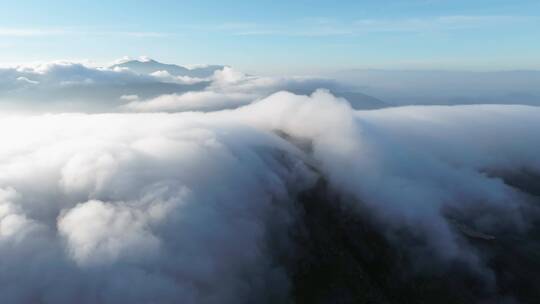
[111,58,225,78]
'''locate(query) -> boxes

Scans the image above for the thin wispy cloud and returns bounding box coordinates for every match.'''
[0,28,69,37]
[0,27,170,37]
[212,15,536,37]
[353,15,533,32]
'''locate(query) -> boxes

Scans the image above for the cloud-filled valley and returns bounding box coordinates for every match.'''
[0,58,539,303]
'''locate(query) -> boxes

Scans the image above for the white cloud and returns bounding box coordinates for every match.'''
[122,66,344,112]
[235,90,540,266]
[0,90,538,302]
[59,200,162,267]
[123,90,255,112]
[16,76,39,85]
[149,70,207,85]
[0,109,314,303]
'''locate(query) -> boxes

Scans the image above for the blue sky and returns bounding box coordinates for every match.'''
[1,0,539,73]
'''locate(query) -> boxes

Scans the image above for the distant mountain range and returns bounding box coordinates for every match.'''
[335,91,388,110]
[110,59,389,110]
[0,58,389,112]
[111,59,225,78]
[331,69,540,106]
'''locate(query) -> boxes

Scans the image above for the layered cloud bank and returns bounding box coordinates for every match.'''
[0,58,371,113]
[2,58,540,115]
[0,89,539,303]
[0,107,312,303]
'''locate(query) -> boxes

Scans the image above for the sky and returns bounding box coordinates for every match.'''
[0,0,539,73]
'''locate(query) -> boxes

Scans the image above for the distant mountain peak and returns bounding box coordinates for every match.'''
[110,58,224,78]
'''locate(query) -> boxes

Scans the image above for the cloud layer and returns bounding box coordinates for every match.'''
[0,59,360,113]
[237,91,540,264]
[5,57,537,115]
[0,109,315,303]
[0,89,539,302]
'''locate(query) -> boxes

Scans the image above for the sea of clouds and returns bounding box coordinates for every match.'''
[0,59,538,303]
[0,59,346,113]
